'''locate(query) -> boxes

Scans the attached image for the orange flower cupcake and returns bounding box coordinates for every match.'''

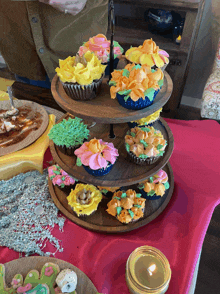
[106,189,146,224]
[109,63,163,110]
[125,38,169,71]
[125,126,167,165]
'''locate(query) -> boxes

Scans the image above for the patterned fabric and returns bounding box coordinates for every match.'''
[201,38,220,119]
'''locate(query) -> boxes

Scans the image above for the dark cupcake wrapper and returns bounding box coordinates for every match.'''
[126,149,160,165]
[139,189,162,200]
[83,163,113,176]
[116,89,159,110]
[55,184,75,194]
[61,74,104,101]
[56,144,81,156]
[103,58,119,76]
[72,208,97,218]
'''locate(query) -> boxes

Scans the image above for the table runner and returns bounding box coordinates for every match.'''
[0,118,220,294]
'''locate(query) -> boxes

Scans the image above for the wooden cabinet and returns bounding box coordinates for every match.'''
[112,0,205,111]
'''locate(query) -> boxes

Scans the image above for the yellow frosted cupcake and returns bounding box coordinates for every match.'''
[56,51,106,101]
[125,39,169,71]
[129,108,162,128]
[67,183,102,216]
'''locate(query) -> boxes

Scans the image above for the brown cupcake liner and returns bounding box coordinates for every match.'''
[61,74,104,101]
[56,144,80,156]
[126,150,160,166]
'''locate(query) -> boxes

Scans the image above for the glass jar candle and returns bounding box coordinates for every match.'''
[126,246,171,294]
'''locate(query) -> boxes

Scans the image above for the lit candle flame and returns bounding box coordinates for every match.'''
[147,264,156,276]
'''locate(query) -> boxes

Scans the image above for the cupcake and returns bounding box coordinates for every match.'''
[106,189,146,224]
[55,51,106,100]
[138,169,170,200]
[48,117,90,155]
[109,63,164,110]
[48,165,77,192]
[74,138,119,176]
[67,183,102,217]
[97,186,120,198]
[128,108,162,128]
[125,126,167,165]
[125,38,169,71]
[78,34,124,75]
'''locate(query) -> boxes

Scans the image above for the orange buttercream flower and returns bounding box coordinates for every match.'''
[109,62,163,101]
[87,138,105,154]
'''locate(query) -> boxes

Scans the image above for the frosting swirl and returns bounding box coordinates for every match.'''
[74,139,119,170]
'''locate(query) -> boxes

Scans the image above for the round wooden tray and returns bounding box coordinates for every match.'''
[48,162,174,233]
[49,114,174,187]
[0,100,49,156]
[3,257,97,294]
[51,71,173,124]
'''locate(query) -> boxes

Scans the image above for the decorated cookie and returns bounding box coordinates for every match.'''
[56,269,77,293]
[0,262,80,294]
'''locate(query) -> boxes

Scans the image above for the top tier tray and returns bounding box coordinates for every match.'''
[51,71,173,124]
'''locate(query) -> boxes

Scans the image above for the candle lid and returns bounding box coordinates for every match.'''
[127,246,171,293]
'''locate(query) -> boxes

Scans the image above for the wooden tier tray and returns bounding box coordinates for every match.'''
[48,163,174,233]
[51,71,173,124]
[4,257,97,294]
[49,115,174,187]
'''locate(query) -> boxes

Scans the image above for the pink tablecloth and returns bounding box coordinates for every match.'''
[1,118,220,294]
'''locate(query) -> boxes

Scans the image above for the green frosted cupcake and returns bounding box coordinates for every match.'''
[48,117,90,156]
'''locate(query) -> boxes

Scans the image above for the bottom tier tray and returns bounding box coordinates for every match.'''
[3,257,97,294]
[48,163,174,233]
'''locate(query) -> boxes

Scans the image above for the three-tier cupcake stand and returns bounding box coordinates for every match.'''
[48,58,175,233]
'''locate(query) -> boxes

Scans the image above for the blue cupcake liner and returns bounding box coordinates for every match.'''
[116,88,160,110]
[139,189,162,200]
[104,58,119,76]
[83,163,113,176]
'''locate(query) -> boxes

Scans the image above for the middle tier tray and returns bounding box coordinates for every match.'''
[49,115,174,187]
[51,71,173,124]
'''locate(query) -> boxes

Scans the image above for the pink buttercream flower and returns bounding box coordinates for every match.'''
[153,170,167,183]
[52,175,63,186]
[74,139,119,170]
[61,169,68,176]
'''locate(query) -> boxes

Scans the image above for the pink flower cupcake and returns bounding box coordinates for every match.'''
[48,165,77,191]
[78,34,124,75]
[74,138,119,176]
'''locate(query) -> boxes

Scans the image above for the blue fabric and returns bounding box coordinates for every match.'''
[15,74,51,89]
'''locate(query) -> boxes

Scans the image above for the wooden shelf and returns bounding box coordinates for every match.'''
[51,72,173,124]
[48,162,174,233]
[114,0,200,11]
[49,116,174,187]
[114,17,188,55]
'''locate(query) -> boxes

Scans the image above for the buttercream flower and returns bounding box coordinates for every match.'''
[53,175,62,186]
[109,63,163,102]
[106,189,146,224]
[75,139,119,170]
[55,51,106,84]
[125,38,169,68]
[78,34,124,63]
[138,169,170,198]
[49,164,77,188]
[67,183,102,216]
